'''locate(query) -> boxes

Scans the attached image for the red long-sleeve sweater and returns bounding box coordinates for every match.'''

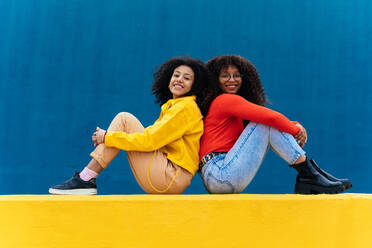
[199,94,300,159]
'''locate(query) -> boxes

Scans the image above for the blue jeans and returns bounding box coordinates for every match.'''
[201,122,306,194]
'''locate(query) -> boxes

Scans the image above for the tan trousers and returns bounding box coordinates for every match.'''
[90,112,193,194]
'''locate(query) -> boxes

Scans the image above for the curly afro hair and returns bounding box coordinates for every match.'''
[200,55,267,116]
[152,56,208,108]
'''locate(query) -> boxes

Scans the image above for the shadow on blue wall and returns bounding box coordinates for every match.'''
[0,0,371,194]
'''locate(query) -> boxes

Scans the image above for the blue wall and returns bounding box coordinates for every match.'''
[0,0,371,194]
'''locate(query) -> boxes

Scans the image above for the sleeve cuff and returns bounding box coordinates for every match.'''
[291,121,301,135]
[103,131,108,144]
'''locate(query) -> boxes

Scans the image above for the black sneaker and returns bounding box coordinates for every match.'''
[49,172,97,195]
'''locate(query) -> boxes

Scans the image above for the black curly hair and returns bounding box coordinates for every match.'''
[152,56,208,108]
[200,55,267,116]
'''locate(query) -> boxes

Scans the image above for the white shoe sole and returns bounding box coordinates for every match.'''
[49,188,97,195]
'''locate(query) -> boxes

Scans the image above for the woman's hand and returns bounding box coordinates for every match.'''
[92,127,106,147]
[294,123,307,148]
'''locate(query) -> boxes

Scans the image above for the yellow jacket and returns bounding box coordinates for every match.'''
[104,96,203,175]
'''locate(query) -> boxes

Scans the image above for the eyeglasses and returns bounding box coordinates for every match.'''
[219,73,242,81]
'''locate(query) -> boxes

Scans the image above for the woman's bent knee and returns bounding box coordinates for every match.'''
[111,112,144,133]
[115,112,136,121]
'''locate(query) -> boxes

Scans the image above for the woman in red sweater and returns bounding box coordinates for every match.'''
[199,55,351,194]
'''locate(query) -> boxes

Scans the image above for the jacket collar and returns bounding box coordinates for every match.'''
[162,95,196,111]
[167,95,196,104]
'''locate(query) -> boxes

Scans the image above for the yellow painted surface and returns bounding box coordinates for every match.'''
[0,194,371,248]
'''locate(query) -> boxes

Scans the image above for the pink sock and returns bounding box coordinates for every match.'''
[79,167,99,181]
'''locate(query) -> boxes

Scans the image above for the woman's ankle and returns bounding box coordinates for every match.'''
[86,159,104,174]
[80,167,99,181]
[292,154,306,165]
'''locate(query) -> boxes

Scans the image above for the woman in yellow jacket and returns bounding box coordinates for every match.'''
[49,56,207,195]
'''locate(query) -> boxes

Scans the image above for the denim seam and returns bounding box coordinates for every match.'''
[222,123,258,170]
[203,155,234,192]
[205,170,235,193]
[278,131,304,164]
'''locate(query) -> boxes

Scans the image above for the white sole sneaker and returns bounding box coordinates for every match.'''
[49,188,97,195]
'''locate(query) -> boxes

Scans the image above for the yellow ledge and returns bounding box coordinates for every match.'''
[0,193,371,248]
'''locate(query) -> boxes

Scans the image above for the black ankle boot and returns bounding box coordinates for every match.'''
[291,158,345,194]
[309,158,352,190]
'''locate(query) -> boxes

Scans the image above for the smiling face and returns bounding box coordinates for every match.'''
[169,65,195,99]
[218,65,242,94]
